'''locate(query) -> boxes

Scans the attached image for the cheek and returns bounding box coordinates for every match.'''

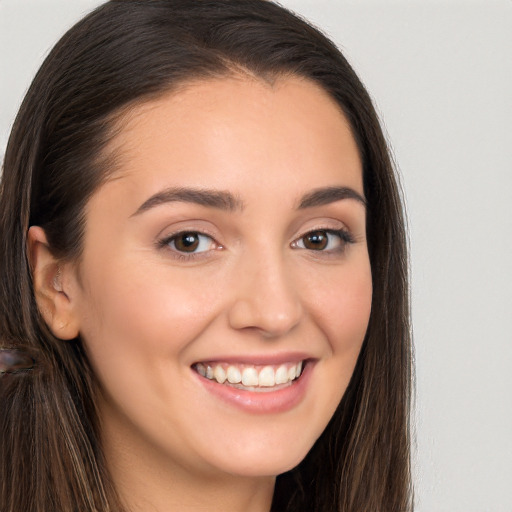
[77,258,225,382]
[87,256,216,329]
[305,260,373,353]
[303,257,372,402]
[77,262,226,434]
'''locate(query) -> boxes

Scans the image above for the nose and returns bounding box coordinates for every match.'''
[227,250,303,338]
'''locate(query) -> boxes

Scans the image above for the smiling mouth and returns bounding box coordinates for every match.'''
[192,361,305,392]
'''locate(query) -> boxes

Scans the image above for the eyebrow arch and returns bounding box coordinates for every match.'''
[132,187,244,216]
[298,186,366,209]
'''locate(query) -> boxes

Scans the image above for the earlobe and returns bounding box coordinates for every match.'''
[27,226,80,340]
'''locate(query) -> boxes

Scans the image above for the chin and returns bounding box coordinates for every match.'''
[203,436,314,478]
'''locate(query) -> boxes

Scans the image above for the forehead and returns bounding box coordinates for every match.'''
[98,75,363,204]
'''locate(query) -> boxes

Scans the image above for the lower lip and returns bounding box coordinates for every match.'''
[194,362,313,414]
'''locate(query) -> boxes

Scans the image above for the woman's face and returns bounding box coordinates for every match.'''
[67,76,372,479]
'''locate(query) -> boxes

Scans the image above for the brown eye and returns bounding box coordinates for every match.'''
[302,230,328,250]
[171,232,206,253]
[160,231,219,258]
[293,228,353,253]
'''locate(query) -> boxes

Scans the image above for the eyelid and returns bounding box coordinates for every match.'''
[291,218,353,240]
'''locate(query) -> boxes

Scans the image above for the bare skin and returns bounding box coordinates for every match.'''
[29,75,372,511]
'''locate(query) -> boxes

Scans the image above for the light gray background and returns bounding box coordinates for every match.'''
[1,1,511,511]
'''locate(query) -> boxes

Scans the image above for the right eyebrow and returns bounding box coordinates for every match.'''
[131,187,245,217]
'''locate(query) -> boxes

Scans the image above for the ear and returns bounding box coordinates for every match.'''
[27,226,80,340]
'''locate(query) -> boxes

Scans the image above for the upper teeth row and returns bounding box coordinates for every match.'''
[195,361,303,387]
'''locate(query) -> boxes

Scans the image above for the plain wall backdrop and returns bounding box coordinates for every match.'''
[1,1,511,511]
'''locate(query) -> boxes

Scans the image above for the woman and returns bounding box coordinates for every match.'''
[0,1,412,511]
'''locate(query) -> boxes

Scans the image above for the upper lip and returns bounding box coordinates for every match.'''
[192,351,314,366]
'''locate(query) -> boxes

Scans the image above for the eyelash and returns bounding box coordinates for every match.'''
[157,227,355,261]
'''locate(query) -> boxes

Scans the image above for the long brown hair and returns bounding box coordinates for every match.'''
[0,1,413,510]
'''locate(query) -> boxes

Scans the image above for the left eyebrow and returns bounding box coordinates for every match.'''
[297,186,366,209]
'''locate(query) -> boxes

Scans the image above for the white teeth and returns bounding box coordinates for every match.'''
[213,365,227,384]
[196,361,306,388]
[227,365,242,384]
[241,367,259,386]
[275,365,288,384]
[196,363,206,377]
[258,366,275,387]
